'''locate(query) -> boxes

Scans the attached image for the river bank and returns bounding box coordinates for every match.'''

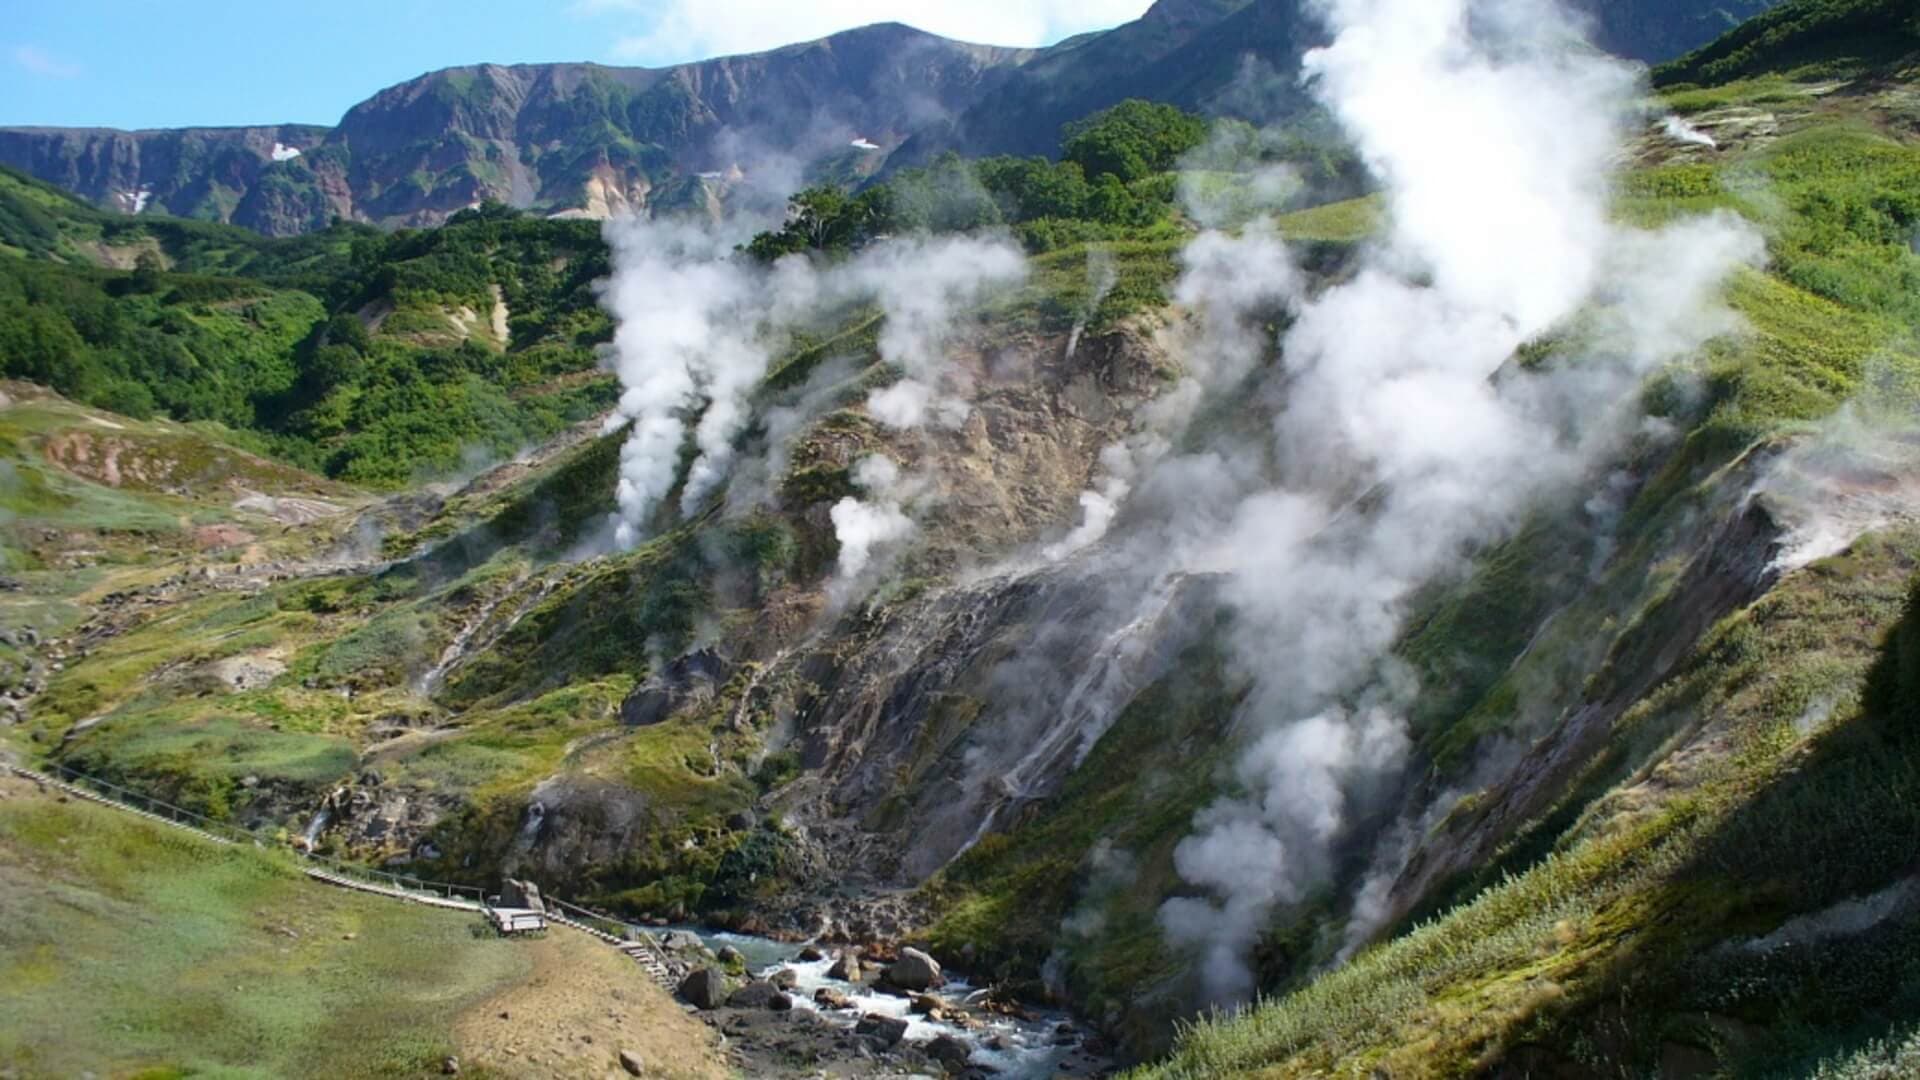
[662,926,1115,1078]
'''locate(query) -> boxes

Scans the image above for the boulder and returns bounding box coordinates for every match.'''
[499,878,544,914]
[769,991,795,1011]
[618,1049,645,1076]
[796,945,826,962]
[855,1013,910,1047]
[770,968,799,990]
[677,967,729,1010]
[814,988,855,1010]
[885,947,943,991]
[727,979,782,1009]
[826,952,864,982]
[926,1034,972,1071]
[620,649,730,726]
[716,944,746,967]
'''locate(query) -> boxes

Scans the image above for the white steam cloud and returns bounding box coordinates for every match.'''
[598,220,1025,551]
[599,220,783,548]
[858,237,1028,429]
[1663,115,1719,149]
[1146,0,1765,1002]
[830,454,921,593]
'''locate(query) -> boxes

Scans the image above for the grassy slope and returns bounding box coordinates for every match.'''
[1654,0,1920,86]
[0,774,616,1078]
[1139,526,1920,1077]
[1113,25,1920,1078]
[0,384,363,702]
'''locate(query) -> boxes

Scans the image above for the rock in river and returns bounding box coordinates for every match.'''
[885,947,943,991]
[827,951,864,982]
[727,979,783,1008]
[927,1033,972,1071]
[855,1013,909,1048]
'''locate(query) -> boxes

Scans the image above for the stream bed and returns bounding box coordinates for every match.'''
[665,926,1113,1078]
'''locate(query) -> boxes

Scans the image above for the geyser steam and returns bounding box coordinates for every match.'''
[1150,0,1765,1002]
[598,219,1024,555]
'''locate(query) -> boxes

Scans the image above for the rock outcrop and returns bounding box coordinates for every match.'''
[677,967,728,1010]
[500,878,544,913]
[620,649,731,727]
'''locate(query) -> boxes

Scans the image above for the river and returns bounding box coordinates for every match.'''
[672,926,1109,1077]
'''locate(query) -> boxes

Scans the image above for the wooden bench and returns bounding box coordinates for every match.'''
[487,907,547,934]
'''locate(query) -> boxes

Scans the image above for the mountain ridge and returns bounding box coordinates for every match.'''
[0,0,1782,237]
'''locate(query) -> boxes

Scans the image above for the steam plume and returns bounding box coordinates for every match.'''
[1151,0,1764,1002]
[598,218,1024,551]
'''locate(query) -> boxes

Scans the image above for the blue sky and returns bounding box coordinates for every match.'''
[3,1,1153,131]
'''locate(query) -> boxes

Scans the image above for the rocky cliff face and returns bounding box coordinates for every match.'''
[0,25,1032,235]
[0,125,334,235]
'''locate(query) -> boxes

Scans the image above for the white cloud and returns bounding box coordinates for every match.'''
[12,45,80,79]
[578,0,1151,64]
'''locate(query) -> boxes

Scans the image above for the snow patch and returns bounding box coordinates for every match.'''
[270,142,302,162]
[116,185,153,215]
[850,137,881,151]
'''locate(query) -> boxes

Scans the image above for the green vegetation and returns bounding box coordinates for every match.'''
[1656,0,1920,86]
[1137,527,1920,1078]
[749,100,1261,260]
[0,780,533,1077]
[1060,100,1211,185]
[0,180,616,487]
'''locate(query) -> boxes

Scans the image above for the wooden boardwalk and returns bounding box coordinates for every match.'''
[4,761,680,992]
[3,763,235,848]
[546,907,677,989]
[302,865,482,912]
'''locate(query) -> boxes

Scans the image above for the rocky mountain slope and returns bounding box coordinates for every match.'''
[898,0,1785,164]
[6,0,1920,1077]
[0,0,1780,236]
[0,23,1032,236]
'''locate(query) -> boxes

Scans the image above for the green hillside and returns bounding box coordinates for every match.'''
[0,191,615,487]
[1113,10,1920,1074]
[1657,0,1920,85]
[8,2,1920,1076]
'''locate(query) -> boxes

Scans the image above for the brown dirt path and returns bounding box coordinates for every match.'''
[452,930,728,1079]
